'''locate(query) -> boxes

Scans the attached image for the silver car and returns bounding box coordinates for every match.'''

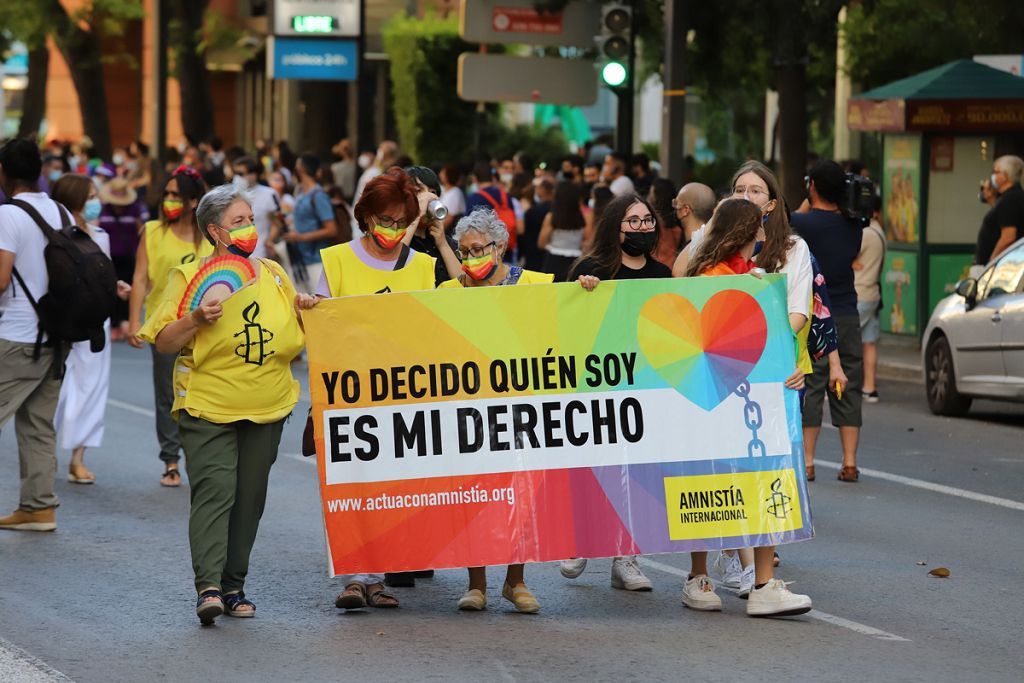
[923,237,1024,415]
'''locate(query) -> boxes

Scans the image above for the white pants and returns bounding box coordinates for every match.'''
[340,574,384,586]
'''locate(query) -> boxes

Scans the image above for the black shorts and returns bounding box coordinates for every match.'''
[802,314,863,428]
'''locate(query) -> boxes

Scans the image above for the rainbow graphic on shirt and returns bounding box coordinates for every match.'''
[177,255,256,318]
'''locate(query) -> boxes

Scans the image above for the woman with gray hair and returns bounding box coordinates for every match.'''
[439,208,554,289]
[138,183,320,624]
[439,208,552,613]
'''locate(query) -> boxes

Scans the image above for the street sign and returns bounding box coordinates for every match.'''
[458,54,597,106]
[267,37,358,81]
[460,0,600,48]
[272,0,360,38]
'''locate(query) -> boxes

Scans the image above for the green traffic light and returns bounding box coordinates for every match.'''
[602,61,628,87]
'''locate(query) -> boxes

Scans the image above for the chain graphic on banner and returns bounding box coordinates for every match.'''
[734,380,766,457]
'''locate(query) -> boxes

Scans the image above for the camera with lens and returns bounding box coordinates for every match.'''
[840,173,876,225]
[426,199,448,222]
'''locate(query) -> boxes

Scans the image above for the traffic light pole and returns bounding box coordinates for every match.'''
[661,0,687,185]
[615,1,638,157]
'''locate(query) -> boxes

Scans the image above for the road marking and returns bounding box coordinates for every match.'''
[105,402,1024,513]
[0,636,73,682]
[814,459,1024,512]
[637,558,910,642]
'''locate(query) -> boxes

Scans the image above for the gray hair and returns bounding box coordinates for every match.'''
[995,155,1024,185]
[454,208,509,249]
[196,184,251,245]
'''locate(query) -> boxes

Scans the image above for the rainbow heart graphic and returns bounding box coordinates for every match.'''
[637,291,767,411]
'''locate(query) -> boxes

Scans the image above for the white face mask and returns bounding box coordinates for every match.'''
[500,173,513,185]
[991,172,1000,189]
[112,153,125,166]
[358,154,373,170]
[587,198,596,209]
[233,175,251,191]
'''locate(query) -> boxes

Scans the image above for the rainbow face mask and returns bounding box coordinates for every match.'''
[371,224,406,250]
[163,199,184,220]
[225,223,258,257]
[461,252,498,281]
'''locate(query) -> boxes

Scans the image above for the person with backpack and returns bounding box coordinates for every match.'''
[280,153,339,292]
[0,139,116,531]
[128,166,213,487]
[466,162,524,263]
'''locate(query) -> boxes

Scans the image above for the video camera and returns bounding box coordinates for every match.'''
[840,173,876,225]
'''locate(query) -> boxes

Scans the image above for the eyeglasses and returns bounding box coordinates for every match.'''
[621,215,657,231]
[733,186,770,201]
[376,214,408,229]
[456,241,496,260]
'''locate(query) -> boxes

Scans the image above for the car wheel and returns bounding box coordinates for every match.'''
[925,335,972,416]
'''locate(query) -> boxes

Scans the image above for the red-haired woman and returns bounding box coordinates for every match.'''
[316,167,437,611]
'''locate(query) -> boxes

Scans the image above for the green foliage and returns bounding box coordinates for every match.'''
[843,0,1024,88]
[383,11,499,165]
[481,123,570,165]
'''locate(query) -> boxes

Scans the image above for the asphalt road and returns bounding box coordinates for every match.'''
[1,345,1023,682]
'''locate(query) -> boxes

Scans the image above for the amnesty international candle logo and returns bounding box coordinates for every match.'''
[234,301,275,365]
[766,478,792,519]
[663,470,803,540]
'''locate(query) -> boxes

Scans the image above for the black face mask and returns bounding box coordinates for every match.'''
[621,231,657,256]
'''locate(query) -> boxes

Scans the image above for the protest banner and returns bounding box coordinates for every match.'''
[304,275,812,576]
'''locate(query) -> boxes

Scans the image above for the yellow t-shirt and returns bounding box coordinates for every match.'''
[320,242,436,296]
[137,258,304,424]
[438,269,555,288]
[144,220,214,315]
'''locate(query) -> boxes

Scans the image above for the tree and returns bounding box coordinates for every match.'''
[170,0,216,144]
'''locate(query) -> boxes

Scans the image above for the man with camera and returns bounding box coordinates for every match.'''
[791,160,865,483]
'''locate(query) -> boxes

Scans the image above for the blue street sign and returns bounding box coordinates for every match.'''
[268,37,358,81]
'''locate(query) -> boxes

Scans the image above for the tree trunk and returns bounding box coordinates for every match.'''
[17,44,49,139]
[45,0,112,158]
[172,0,215,143]
[773,0,808,211]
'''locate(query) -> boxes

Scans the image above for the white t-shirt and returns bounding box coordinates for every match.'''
[0,192,65,343]
[353,165,383,204]
[610,175,636,197]
[441,186,466,217]
[248,183,279,258]
[689,225,812,319]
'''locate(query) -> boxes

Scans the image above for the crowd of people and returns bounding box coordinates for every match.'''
[1,130,918,625]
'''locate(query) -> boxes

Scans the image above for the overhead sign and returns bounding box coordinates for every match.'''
[460,0,600,48]
[272,0,360,38]
[267,37,358,81]
[304,277,811,575]
[458,54,597,106]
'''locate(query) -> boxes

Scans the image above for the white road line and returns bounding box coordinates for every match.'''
[814,459,1024,512]
[0,636,73,682]
[637,558,911,642]
[105,401,1024,513]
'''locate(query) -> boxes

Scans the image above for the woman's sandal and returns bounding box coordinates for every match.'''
[838,466,860,483]
[68,464,96,485]
[160,467,182,488]
[805,465,815,482]
[223,591,256,618]
[196,589,224,625]
[366,584,399,608]
[335,582,368,610]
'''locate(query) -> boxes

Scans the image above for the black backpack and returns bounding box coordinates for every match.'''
[10,198,118,373]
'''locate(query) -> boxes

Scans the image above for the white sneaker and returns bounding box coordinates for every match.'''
[746,578,812,617]
[737,565,755,598]
[610,556,652,591]
[681,574,722,611]
[560,558,587,579]
[712,552,743,589]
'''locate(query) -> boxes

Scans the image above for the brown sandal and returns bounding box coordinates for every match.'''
[805,465,815,482]
[160,467,181,487]
[335,582,368,609]
[366,583,399,608]
[838,466,860,482]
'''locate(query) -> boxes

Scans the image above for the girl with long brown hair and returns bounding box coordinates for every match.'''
[685,199,762,277]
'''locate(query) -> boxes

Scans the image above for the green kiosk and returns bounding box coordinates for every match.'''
[848,59,1024,337]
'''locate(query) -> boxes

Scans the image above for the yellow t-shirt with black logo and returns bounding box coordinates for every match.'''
[138,258,304,424]
[320,242,436,296]
[437,269,555,288]
[144,220,214,316]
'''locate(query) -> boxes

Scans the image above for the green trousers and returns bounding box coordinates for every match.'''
[178,413,285,594]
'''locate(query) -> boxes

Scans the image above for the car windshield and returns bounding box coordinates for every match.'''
[983,243,1024,300]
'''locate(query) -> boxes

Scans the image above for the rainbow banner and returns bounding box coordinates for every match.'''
[304,276,812,576]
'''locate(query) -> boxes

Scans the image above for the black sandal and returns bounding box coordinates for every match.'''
[161,467,182,488]
[196,589,223,624]
[223,591,256,618]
